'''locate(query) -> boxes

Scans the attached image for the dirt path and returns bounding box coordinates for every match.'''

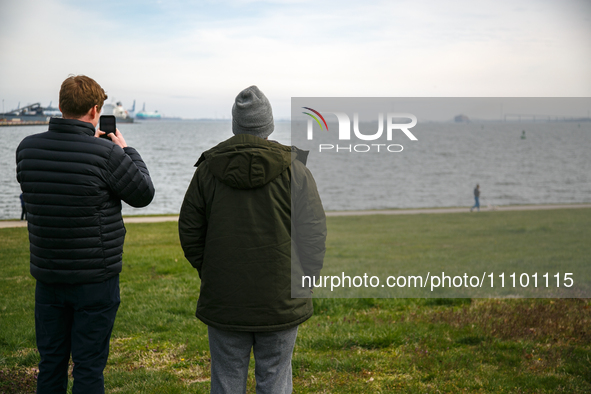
[2,204,590,229]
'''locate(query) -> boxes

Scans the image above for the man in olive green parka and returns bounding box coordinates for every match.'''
[179,85,326,394]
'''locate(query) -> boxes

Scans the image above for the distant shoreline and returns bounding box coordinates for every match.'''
[0,120,49,127]
[3,118,588,125]
[2,203,590,228]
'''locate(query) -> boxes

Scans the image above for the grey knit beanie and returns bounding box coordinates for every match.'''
[232,85,274,139]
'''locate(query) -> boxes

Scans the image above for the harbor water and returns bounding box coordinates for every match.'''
[1,120,590,220]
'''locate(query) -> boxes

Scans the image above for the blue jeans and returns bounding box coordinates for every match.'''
[472,196,480,211]
[208,325,298,394]
[35,275,120,394]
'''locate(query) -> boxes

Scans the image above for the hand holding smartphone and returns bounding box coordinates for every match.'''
[99,115,116,138]
[97,115,127,148]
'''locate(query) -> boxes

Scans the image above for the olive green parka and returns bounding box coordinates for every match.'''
[179,134,326,332]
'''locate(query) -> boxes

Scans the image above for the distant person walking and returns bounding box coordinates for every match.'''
[19,193,26,220]
[471,184,480,212]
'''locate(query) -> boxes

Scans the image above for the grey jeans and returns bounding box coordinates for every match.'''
[207,325,299,394]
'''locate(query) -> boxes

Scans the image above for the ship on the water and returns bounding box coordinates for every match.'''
[1,99,177,125]
[0,102,61,126]
[135,102,162,120]
[102,100,134,123]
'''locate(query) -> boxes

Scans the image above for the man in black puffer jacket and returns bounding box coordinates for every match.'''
[16,75,155,394]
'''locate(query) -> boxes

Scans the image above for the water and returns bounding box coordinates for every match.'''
[303,121,591,210]
[2,120,590,219]
[2,121,290,219]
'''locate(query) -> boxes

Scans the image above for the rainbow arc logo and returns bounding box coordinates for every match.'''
[301,106,418,143]
[302,107,328,131]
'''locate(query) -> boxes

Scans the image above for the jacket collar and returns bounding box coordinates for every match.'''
[48,117,96,137]
[195,134,312,167]
[195,134,290,167]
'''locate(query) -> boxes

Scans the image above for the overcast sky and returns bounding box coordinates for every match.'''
[1,0,590,119]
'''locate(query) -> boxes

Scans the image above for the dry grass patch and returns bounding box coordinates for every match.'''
[0,367,37,394]
[429,298,591,343]
[107,337,210,384]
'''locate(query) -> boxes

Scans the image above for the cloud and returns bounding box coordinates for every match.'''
[1,0,589,118]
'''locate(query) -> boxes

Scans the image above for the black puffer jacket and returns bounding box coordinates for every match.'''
[16,118,155,284]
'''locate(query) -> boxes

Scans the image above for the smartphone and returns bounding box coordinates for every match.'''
[99,115,116,138]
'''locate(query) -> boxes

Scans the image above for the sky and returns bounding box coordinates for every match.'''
[1,0,590,119]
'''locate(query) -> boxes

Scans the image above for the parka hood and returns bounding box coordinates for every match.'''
[195,134,300,190]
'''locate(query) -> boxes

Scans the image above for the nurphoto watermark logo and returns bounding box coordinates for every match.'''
[301,107,418,153]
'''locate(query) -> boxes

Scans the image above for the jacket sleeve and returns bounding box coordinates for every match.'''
[292,160,327,279]
[106,146,155,208]
[178,168,208,276]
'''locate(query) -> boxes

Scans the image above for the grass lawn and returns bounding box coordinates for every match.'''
[1,209,590,393]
